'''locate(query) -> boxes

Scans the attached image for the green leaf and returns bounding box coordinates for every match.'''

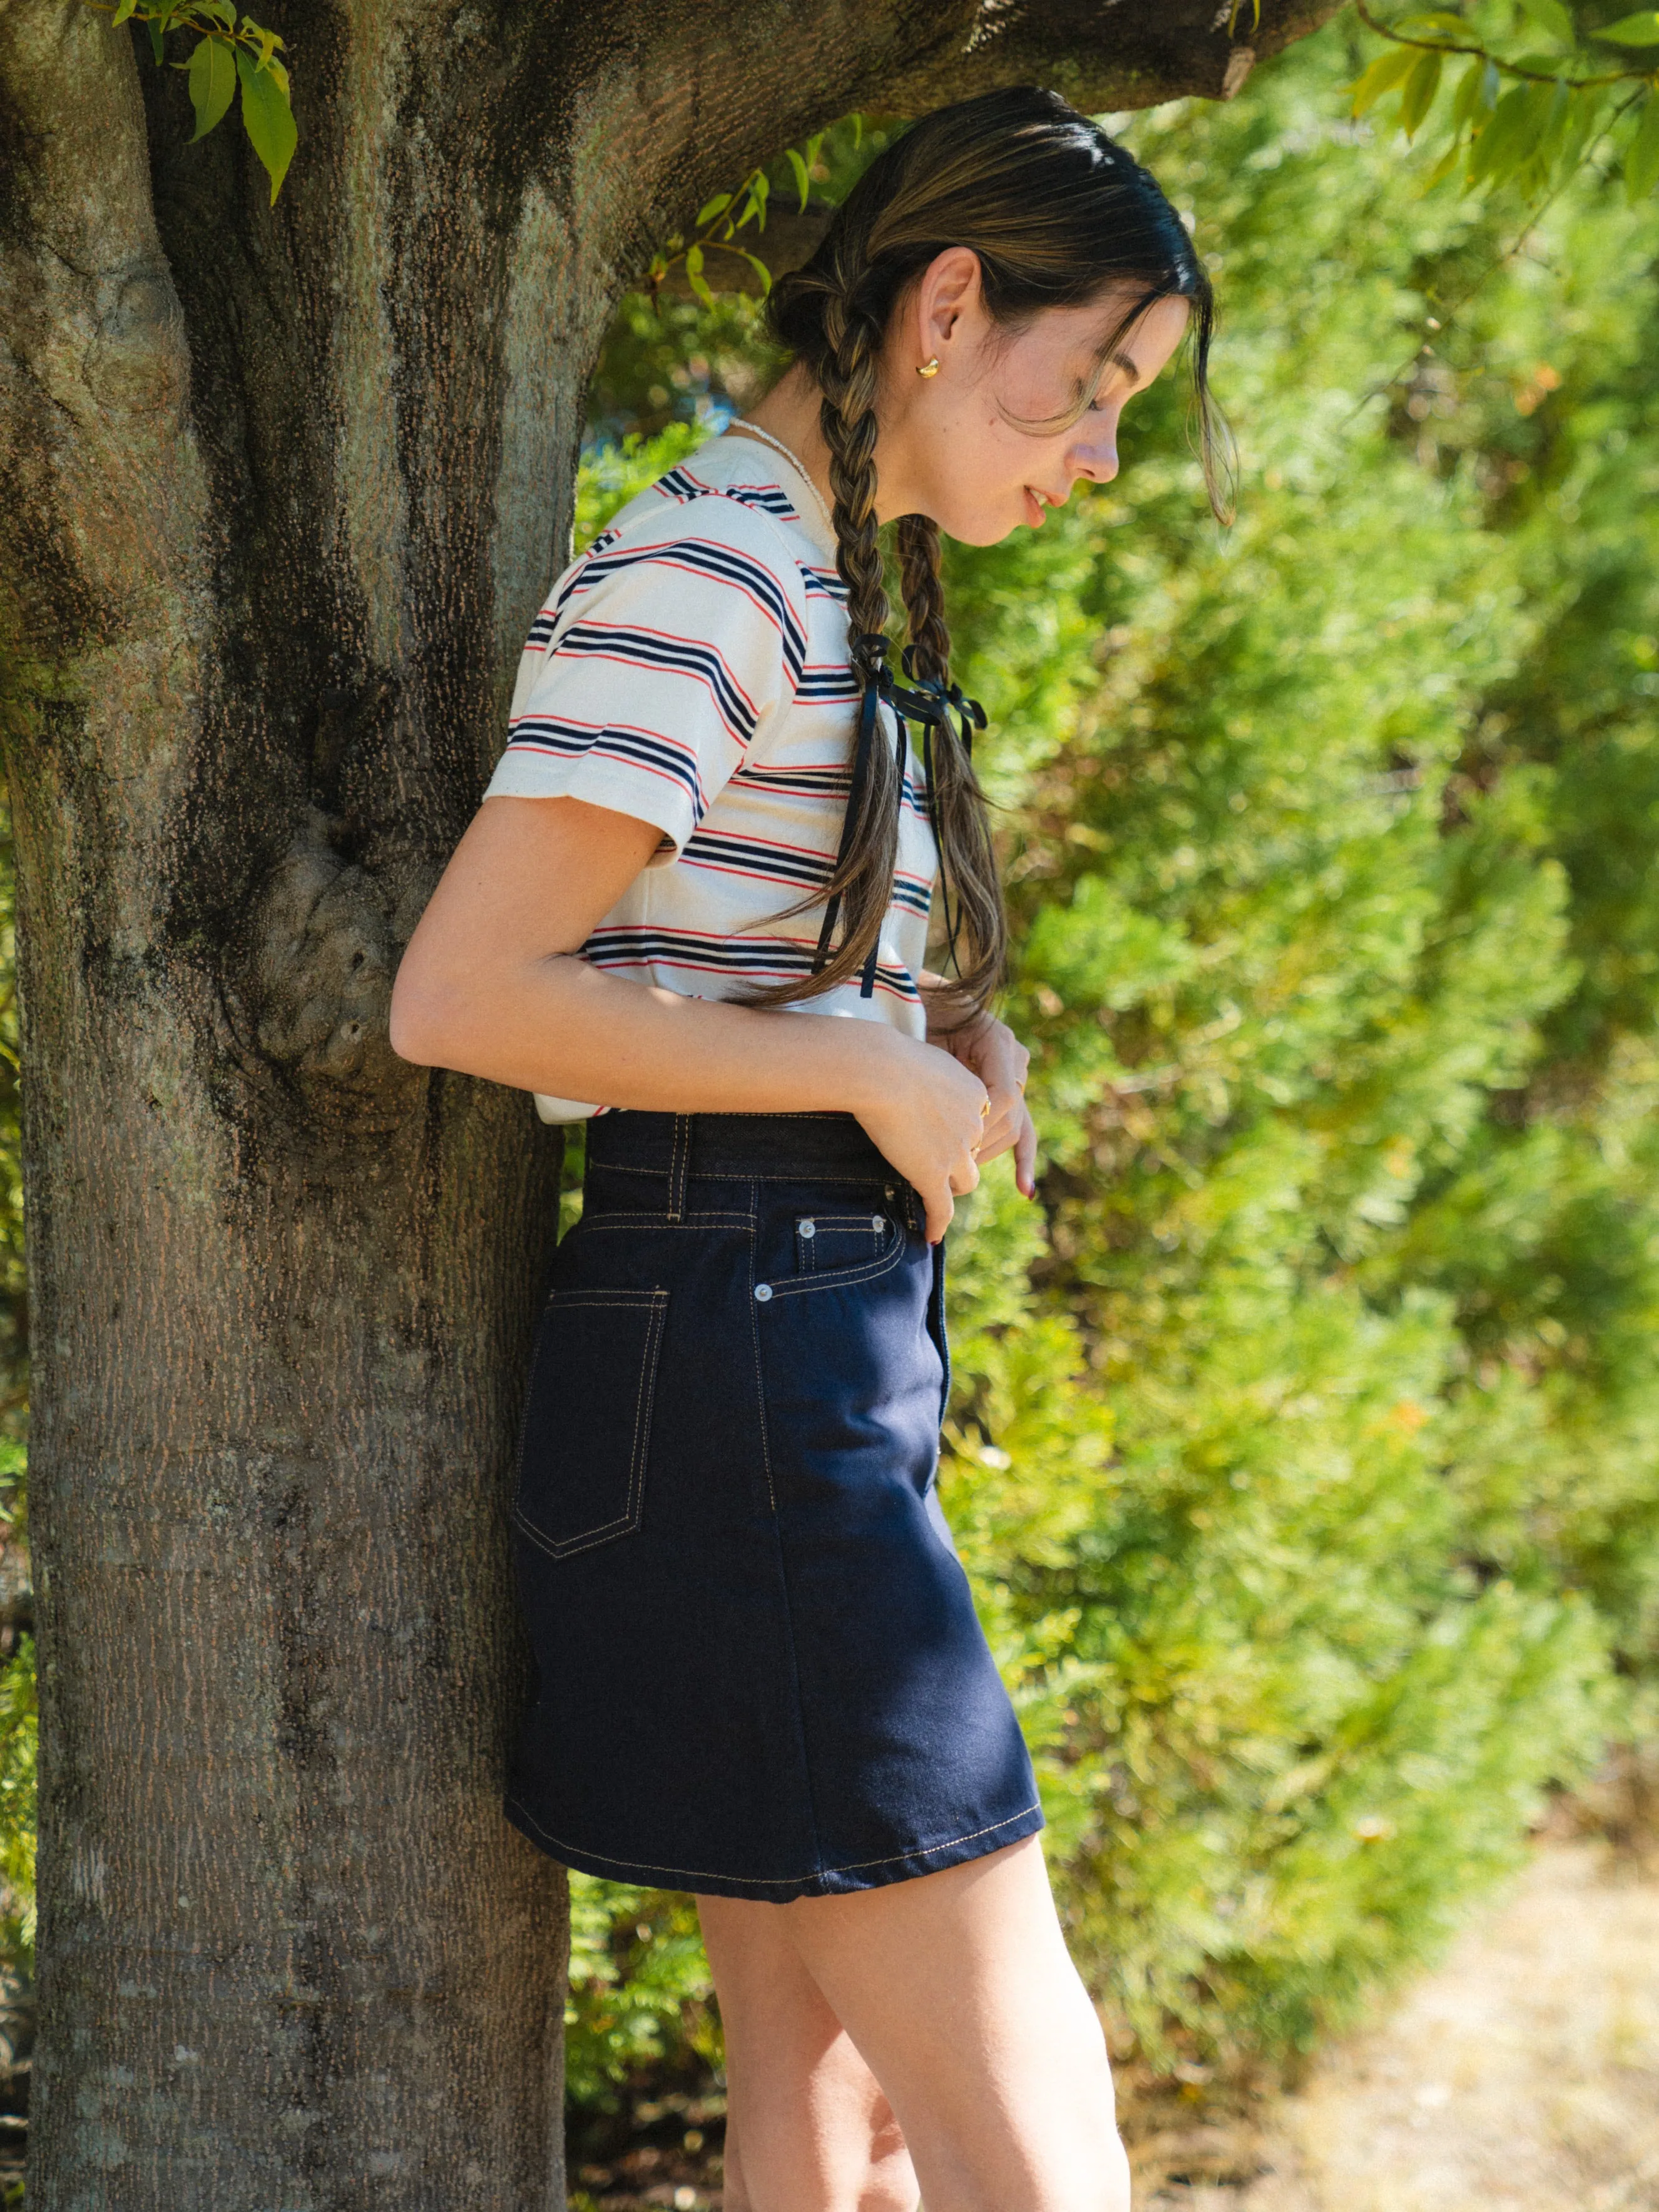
[1401,48,1444,138]
[1468,79,1541,183]
[685,240,715,306]
[695,193,731,227]
[734,247,772,296]
[234,42,296,202]
[1626,87,1659,196]
[1448,53,1487,132]
[787,146,811,212]
[186,32,236,139]
[1393,11,1473,35]
[111,0,138,23]
[1516,0,1575,42]
[1419,136,1464,188]
[1593,9,1659,41]
[1352,46,1420,116]
[1559,78,1611,168]
[147,14,165,63]
[1478,79,1557,187]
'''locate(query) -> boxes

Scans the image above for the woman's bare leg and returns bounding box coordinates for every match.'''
[699,1891,919,2212]
[707,1833,1129,2212]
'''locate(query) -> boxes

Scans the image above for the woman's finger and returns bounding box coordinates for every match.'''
[922,1179,956,1245]
[947,1150,983,1202]
[1014,1103,1038,1197]
[971,1114,1018,1165]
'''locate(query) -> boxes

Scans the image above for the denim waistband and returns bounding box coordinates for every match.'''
[584,1110,892,1185]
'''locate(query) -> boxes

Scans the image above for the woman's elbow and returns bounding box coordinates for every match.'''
[388,960,458,1068]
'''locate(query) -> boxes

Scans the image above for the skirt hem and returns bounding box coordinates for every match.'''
[502,1791,1046,1902]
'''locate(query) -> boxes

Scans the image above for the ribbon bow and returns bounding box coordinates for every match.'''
[811,633,988,998]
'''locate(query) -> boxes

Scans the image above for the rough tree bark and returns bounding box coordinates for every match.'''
[0,0,1343,2203]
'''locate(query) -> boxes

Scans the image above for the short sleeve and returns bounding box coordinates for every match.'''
[484,493,808,864]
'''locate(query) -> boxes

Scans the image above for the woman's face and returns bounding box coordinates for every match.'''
[882,250,1193,546]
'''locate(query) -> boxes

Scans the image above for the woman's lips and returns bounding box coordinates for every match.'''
[1024,486,1047,527]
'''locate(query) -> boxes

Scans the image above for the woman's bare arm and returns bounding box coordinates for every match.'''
[389,794,991,1238]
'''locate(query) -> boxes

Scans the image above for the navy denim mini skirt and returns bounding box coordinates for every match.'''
[501,1109,1044,1902]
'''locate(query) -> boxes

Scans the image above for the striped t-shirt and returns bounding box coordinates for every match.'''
[483,428,938,1122]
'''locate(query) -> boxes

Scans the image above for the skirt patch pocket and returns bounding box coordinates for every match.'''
[513,1289,668,1560]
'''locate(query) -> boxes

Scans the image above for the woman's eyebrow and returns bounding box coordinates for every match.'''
[1077,350,1141,399]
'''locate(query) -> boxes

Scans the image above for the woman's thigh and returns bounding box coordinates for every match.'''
[774,1835,1129,2212]
[697,1893,918,2212]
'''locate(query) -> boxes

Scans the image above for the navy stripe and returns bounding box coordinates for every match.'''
[557,539,805,685]
[583,927,919,995]
[658,469,799,523]
[797,669,860,702]
[681,828,932,912]
[556,623,758,745]
[682,829,830,891]
[503,719,705,815]
[733,762,931,815]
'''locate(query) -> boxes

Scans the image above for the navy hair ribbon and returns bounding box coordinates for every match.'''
[811,633,988,999]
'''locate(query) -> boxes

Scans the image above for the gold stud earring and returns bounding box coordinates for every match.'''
[916,356,940,378]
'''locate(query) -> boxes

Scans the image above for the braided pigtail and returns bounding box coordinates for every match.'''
[896,515,1007,1019]
[733,263,909,1008]
[742,86,1223,1016]
[786,273,908,1000]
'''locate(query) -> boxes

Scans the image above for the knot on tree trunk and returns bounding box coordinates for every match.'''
[232,807,424,1135]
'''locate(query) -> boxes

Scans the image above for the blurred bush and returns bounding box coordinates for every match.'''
[563,15,1659,2115]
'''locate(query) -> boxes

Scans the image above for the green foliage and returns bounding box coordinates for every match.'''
[565,1877,720,2112]
[85,0,295,202]
[1351,1,1659,205]
[564,18,1659,2107]
[586,118,909,448]
[640,118,867,307]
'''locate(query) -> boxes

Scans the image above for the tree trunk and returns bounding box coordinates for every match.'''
[0,0,1341,2201]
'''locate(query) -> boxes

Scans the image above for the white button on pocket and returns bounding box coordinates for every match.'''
[872,1216,886,1233]
[754,1283,773,1303]
[799,1220,816,1239]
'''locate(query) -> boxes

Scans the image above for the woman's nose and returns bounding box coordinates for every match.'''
[1074,433,1120,486]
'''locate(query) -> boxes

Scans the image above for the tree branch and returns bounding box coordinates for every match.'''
[883,0,1350,112]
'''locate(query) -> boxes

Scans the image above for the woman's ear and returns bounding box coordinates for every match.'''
[914,246,984,367]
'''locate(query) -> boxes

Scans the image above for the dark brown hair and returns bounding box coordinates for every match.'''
[749,84,1228,1018]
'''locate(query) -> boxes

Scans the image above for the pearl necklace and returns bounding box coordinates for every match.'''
[725,418,835,543]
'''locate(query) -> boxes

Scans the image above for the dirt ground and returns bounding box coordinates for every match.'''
[1141,1839,1659,2212]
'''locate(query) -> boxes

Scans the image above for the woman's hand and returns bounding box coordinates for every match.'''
[924,998,1037,1199]
[845,1034,991,1246]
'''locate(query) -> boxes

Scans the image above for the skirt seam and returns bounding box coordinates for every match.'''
[502,1792,1044,1888]
[748,1180,829,1874]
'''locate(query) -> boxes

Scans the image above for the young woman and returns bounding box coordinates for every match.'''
[392,84,1225,2212]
